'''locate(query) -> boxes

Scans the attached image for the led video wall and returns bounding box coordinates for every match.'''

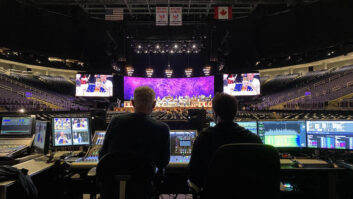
[124,76,214,100]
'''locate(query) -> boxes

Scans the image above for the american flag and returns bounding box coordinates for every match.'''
[105,8,124,21]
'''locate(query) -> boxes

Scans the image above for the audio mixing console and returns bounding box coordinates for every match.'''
[0,138,33,161]
[70,131,105,169]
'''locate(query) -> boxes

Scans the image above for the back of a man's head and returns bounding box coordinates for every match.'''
[212,93,238,121]
[133,86,156,111]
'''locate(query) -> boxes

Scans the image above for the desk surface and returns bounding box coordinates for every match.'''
[0,156,54,188]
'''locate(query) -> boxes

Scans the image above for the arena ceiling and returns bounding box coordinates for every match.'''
[1,0,353,75]
[28,0,319,22]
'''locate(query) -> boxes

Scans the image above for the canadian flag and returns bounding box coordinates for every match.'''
[214,6,232,20]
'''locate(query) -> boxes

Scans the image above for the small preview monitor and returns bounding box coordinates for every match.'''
[33,121,48,152]
[223,73,260,96]
[170,130,197,163]
[306,121,353,150]
[1,117,34,135]
[71,118,90,145]
[209,121,257,134]
[258,121,307,147]
[76,74,113,97]
[93,131,106,145]
[53,118,73,146]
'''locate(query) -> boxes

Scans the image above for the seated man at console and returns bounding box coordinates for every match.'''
[99,86,170,198]
[188,93,262,189]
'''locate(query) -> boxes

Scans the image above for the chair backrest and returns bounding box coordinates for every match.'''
[97,152,156,199]
[204,143,280,199]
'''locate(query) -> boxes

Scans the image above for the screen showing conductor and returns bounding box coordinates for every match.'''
[223,73,260,96]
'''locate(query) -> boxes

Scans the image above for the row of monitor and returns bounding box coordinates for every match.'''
[0,117,91,151]
[210,120,353,150]
[2,116,353,152]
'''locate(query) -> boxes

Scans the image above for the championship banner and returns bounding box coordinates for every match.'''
[169,7,182,26]
[156,7,168,26]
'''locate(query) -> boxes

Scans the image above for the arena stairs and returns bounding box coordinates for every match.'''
[327,93,353,110]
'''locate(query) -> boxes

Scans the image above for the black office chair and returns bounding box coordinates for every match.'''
[96,152,157,199]
[191,143,280,199]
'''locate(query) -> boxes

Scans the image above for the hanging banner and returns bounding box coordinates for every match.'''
[156,7,168,26]
[169,7,182,26]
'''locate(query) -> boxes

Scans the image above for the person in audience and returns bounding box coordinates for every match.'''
[99,86,170,199]
[188,93,262,189]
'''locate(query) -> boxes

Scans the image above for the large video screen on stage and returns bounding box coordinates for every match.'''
[76,74,113,97]
[223,73,260,96]
[124,76,214,100]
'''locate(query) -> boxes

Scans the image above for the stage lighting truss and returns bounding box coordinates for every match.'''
[132,40,203,54]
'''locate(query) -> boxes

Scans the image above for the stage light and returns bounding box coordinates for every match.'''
[146,67,154,77]
[185,67,193,77]
[126,65,134,76]
[203,65,211,76]
[187,50,191,53]
[161,50,165,53]
[144,50,148,54]
[156,44,160,49]
[18,108,25,113]
[170,50,175,54]
[165,68,173,78]
[138,45,142,49]
[174,44,178,49]
[192,44,196,49]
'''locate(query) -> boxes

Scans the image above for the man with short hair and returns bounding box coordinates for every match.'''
[99,86,170,199]
[188,93,262,188]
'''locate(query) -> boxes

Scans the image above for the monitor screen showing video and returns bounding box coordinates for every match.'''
[258,121,307,147]
[170,130,197,163]
[72,118,90,145]
[53,118,91,147]
[94,131,106,145]
[76,74,113,97]
[53,118,73,146]
[33,121,47,151]
[1,117,33,135]
[307,121,353,150]
[209,121,257,134]
[223,73,260,96]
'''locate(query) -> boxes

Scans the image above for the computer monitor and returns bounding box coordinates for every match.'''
[170,130,197,163]
[306,120,353,150]
[33,121,48,154]
[209,121,257,134]
[1,117,34,135]
[71,118,90,145]
[258,120,307,147]
[52,117,91,147]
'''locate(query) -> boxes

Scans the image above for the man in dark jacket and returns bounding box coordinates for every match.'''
[188,93,262,188]
[99,86,170,198]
